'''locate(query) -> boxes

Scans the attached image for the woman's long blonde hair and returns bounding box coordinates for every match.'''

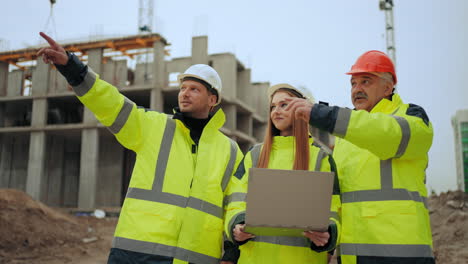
[257,88,310,170]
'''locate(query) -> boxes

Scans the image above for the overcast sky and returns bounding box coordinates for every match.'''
[1,0,467,193]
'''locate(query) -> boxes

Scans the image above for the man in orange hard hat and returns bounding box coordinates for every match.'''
[285,50,435,264]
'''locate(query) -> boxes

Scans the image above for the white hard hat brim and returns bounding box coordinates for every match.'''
[268,83,314,104]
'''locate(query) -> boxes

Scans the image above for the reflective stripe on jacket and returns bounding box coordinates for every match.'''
[330,94,434,263]
[73,69,243,264]
[224,136,341,264]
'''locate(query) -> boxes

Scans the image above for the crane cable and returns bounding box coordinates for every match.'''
[42,0,58,40]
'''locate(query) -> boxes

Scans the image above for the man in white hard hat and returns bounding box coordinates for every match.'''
[37,32,243,264]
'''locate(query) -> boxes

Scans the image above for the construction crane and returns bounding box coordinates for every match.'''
[139,0,154,34]
[138,0,155,81]
[379,0,396,64]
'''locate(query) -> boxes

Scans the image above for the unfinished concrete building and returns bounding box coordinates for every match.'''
[452,109,468,193]
[0,34,270,209]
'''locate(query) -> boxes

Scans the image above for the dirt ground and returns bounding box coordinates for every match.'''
[0,189,116,264]
[0,188,467,264]
[428,190,468,263]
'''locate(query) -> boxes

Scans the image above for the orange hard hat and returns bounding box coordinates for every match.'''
[346,50,397,85]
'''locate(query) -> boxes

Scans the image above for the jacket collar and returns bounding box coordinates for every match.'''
[172,107,225,131]
[370,93,403,114]
[272,136,314,150]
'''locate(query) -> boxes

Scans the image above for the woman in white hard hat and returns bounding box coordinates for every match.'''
[223,84,341,264]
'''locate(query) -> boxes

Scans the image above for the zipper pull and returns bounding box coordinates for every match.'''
[192,144,196,153]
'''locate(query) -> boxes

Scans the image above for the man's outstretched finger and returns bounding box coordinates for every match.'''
[40,32,58,48]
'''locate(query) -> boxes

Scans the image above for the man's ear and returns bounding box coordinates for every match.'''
[384,82,394,97]
[208,94,217,107]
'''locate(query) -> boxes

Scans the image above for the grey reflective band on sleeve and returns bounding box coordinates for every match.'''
[341,189,428,209]
[392,115,411,158]
[314,149,326,171]
[250,144,263,168]
[221,139,238,192]
[252,236,310,247]
[227,211,245,241]
[329,211,339,220]
[125,116,225,219]
[113,237,219,264]
[340,243,434,258]
[73,68,97,97]
[333,108,352,137]
[223,192,247,207]
[108,97,134,134]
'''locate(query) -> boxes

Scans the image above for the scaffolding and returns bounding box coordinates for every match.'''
[0,33,169,70]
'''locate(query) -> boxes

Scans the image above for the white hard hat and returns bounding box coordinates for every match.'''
[268,83,315,104]
[178,64,223,105]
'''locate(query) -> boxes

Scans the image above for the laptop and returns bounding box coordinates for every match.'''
[244,168,335,237]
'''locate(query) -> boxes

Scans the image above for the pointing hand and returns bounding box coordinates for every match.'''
[37,32,68,65]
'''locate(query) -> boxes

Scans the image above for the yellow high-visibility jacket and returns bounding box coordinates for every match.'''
[224,136,341,264]
[311,94,434,264]
[73,69,243,264]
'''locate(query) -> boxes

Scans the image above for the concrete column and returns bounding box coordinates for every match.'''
[30,99,48,125]
[253,121,266,142]
[115,60,128,88]
[26,99,48,199]
[96,135,123,207]
[7,70,24,96]
[63,141,80,207]
[223,103,236,131]
[78,129,99,209]
[31,59,50,96]
[82,48,103,125]
[0,61,8,96]
[237,113,253,136]
[78,48,102,209]
[0,134,12,187]
[254,82,270,119]
[87,48,104,72]
[192,36,208,65]
[0,102,4,128]
[102,59,128,88]
[151,41,166,111]
[26,132,47,200]
[49,69,68,94]
[211,54,236,102]
[26,58,50,201]
[11,135,29,191]
[45,136,65,206]
[237,69,251,105]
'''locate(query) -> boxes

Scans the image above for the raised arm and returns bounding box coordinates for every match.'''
[37,32,163,151]
[284,97,433,160]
